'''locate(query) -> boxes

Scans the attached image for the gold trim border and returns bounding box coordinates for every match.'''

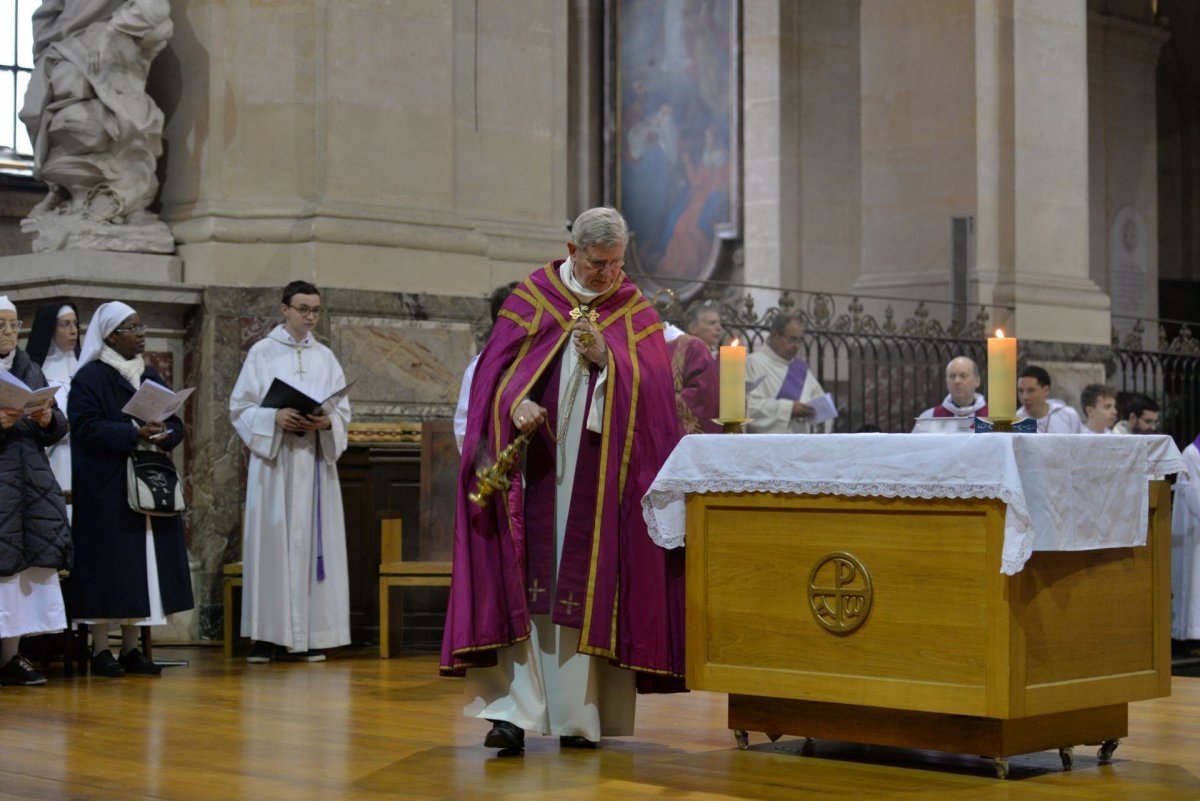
[348,421,422,445]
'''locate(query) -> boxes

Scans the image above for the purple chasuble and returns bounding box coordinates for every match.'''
[440,262,686,690]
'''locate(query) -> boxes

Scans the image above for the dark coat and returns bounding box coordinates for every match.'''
[68,360,194,619]
[0,348,71,577]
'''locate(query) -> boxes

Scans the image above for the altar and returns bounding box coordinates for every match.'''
[644,433,1184,778]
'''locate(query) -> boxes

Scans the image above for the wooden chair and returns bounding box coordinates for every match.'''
[378,515,451,658]
[222,561,243,658]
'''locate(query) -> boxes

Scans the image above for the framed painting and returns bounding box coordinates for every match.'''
[606,0,741,300]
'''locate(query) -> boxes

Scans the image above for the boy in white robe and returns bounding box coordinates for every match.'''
[1016,365,1083,433]
[1080,384,1118,435]
[230,281,352,662]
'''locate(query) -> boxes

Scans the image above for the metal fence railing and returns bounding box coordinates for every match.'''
[652,288,1200,444]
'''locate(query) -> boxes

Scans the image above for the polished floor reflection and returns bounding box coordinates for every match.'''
[2,646,1198,800]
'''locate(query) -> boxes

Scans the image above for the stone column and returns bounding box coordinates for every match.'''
[1176,88,1200,283]
[856,0,978,302]
[742,0,802,308]
[158,0,569,292]
[975,0,1110,343]
[1088,11,1169,348]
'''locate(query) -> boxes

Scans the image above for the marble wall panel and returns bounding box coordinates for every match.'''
[332,316,476,418]
[143,351,174,386]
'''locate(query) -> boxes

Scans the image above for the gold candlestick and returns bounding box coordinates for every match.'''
[712,417,752,434]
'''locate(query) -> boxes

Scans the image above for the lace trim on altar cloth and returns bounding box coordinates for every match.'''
[641,479,1035,575]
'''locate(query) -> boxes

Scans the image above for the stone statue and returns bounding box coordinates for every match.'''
[18,0,174,253]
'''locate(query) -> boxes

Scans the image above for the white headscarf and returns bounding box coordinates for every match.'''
[79,301,137,367]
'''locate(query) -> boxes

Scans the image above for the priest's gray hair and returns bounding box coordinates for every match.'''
[684,301,720,331]
[769,313,803,335]
[570,207,629,251]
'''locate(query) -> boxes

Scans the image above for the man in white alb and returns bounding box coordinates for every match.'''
[230,281,352,663]
[745,314,830,434]
[1172,432,1200,642]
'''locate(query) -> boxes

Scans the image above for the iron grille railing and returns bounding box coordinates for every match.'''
[648,288,1200,443]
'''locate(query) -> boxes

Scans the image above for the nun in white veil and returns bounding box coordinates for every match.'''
[68,301,193,678]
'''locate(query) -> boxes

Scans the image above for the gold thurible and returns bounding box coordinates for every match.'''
[468,429,533,507]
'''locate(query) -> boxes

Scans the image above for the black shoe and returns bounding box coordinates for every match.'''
[277,649,326,663]
[484,719,525,750]
[246,641,275,664]
[559,735,597,749]
[119,647,162,676]
[0,654,47,686]
[91,649,126,678]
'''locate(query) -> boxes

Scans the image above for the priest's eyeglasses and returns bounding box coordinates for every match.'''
[288,305,323,318]
[577,255,624,272]
[0,320,22,332]
[113,324,147,335]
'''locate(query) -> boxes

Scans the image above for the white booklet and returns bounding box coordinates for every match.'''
[807,392,839,425]
[0,371,59,414]
[121,380,196,423]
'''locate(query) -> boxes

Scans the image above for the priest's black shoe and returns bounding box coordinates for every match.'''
[119,647,163,676]
[91,649,126,678]
[0,654,47,686]
[483,720,525,750]
[559,735,597,749]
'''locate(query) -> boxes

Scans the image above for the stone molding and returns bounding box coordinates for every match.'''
[166,203,566,262]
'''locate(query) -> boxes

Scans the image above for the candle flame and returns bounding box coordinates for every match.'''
[994,328,1005,339]
[730,338,740,347]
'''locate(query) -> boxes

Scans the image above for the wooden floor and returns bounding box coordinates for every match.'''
[2,646,1199,800]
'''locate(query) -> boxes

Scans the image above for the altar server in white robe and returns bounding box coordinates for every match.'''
[1172,436,1200,641]
[746,313,831,434]
[230,281,351,663]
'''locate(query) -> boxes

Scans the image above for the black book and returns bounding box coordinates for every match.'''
[261,377,355,415]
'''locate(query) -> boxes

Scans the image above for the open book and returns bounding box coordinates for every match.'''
[261,377,354,415]
[121,380,196,423]
[0,371,58,414]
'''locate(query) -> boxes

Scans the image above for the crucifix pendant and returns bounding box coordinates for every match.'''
[295,347,307,377]
[570,304,599,349]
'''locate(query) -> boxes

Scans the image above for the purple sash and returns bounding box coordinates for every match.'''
[1192,433,1200,451]
[775,359,809,401]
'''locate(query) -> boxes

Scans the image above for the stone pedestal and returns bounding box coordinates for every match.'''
[1,250,182,286]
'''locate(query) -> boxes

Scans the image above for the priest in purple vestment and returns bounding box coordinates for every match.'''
[913,356,988,431]
[441,207,685,753]
[667,332,720,434]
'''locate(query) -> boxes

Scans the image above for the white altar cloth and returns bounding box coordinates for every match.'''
[642,433,1183,575]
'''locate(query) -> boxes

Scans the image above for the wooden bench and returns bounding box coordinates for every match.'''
[379,516,451,658]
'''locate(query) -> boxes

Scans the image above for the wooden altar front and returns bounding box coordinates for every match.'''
[684,483,1172,777]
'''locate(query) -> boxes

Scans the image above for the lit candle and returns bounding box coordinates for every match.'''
[987,329,1017,419]
[719,339,746,420]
